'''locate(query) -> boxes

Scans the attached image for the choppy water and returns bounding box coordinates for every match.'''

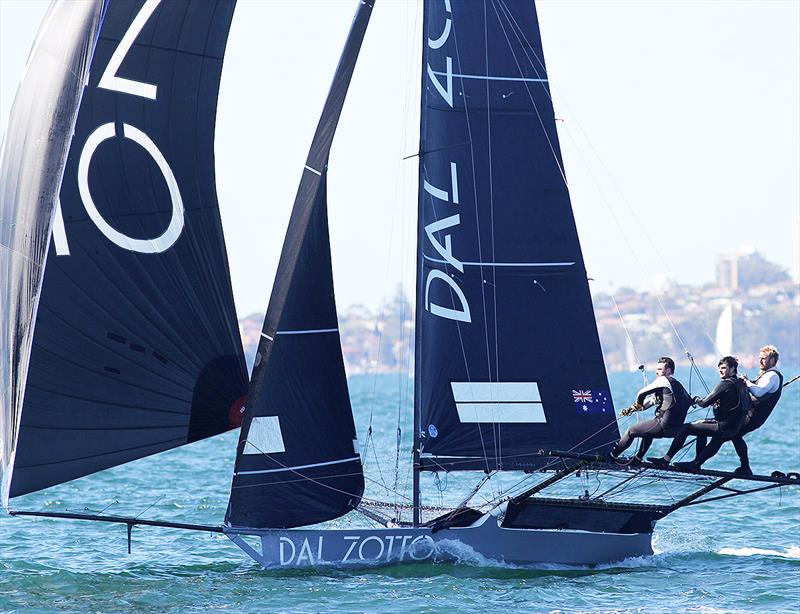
[2,369,799,613]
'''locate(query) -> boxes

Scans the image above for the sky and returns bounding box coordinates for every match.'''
[1,0,798,318]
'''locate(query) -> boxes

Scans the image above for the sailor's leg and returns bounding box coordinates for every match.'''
[664,425,692,459]
[613,419,662,457]
[695,435,726,465]
[732,436,751,470]
[612,428,635,456]
[635,436,654,459]
[695,435,708,457]
[665,421,719,460]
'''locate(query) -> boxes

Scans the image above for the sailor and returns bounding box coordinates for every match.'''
[649,356,746,469]
[690,346,784,475]
[609,357,691,464]
[732,345,784,472]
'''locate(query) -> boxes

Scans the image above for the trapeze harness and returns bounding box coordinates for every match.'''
[741,369,784,435]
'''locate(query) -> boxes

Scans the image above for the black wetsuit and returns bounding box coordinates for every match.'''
[612,375,691,459]
[665,376,745,460]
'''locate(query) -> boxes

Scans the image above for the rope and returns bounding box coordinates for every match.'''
[609,289,645,379]
[445,13,501,484]
[495,0,726,379]
[483,0,503,471]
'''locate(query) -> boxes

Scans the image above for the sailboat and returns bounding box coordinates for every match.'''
[2,0,797,569]
[715,301,734,358]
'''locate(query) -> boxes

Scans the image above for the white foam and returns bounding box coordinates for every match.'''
[718,545,800,559]
[431,539,517,568]
[593,554,659,570]
[430,539,664,570]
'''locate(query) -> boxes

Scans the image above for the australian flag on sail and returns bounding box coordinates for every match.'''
[574,389,613,414]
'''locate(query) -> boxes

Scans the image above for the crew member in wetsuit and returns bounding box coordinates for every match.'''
[657,348,784,474]
[649,356,746,469]
[730,345,784,475]
[609,357,691,463]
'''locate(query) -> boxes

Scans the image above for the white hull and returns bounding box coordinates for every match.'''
[225,512,653,568]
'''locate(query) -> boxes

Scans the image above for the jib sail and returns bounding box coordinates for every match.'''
[225,0,373,529]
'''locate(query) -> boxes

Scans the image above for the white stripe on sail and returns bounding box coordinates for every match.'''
[424,255,574,267]
[52,198,70,255]
[276,328,338,335]
[431,70,547,83]
[451,382,546,423]
[236,456,361,476]
[456,403,546,423]
[452,382,542,402]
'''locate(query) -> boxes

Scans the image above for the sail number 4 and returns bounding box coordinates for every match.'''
[53,0,184,256]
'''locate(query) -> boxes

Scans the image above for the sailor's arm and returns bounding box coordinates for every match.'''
[620,377,668,415]
[745,371,780,398]
[635,376,671,407]
[693,381,726,408]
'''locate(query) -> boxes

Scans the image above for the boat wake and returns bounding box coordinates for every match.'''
[431,539,660,572]
[430,539,513,568]
[718,545,800,559]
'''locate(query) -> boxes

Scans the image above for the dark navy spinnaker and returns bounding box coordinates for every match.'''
[2,0,246,500]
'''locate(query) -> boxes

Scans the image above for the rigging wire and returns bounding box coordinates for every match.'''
[423,0,721,513]
[496,0,718,388]
[134,495,164,520]
[392,0,423,513]
[483,0,503,469]
[355,0,421,513]
[444,8,501,490]
[609,288,648,385]
[607,286,650,426]
[372,0,759,518]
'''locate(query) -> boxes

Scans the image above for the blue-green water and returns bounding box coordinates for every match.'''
[2,370,798,613]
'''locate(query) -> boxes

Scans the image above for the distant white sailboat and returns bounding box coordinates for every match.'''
[624,335,639,372]
[715,301,734,356]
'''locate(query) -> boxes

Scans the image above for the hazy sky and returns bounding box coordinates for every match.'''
[2,0,798,317]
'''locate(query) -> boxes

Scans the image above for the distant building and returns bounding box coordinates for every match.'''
[239,252,798,374]
[716,249,790,292]
[716,254,739,292]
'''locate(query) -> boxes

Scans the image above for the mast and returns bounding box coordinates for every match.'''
[412,0,431,531]
[413,364,421,526]
[413,422,421,526]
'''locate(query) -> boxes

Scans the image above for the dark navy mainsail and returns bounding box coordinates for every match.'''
[415,0,618,472]
[5,0,246,498]
[226,1,374,529]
